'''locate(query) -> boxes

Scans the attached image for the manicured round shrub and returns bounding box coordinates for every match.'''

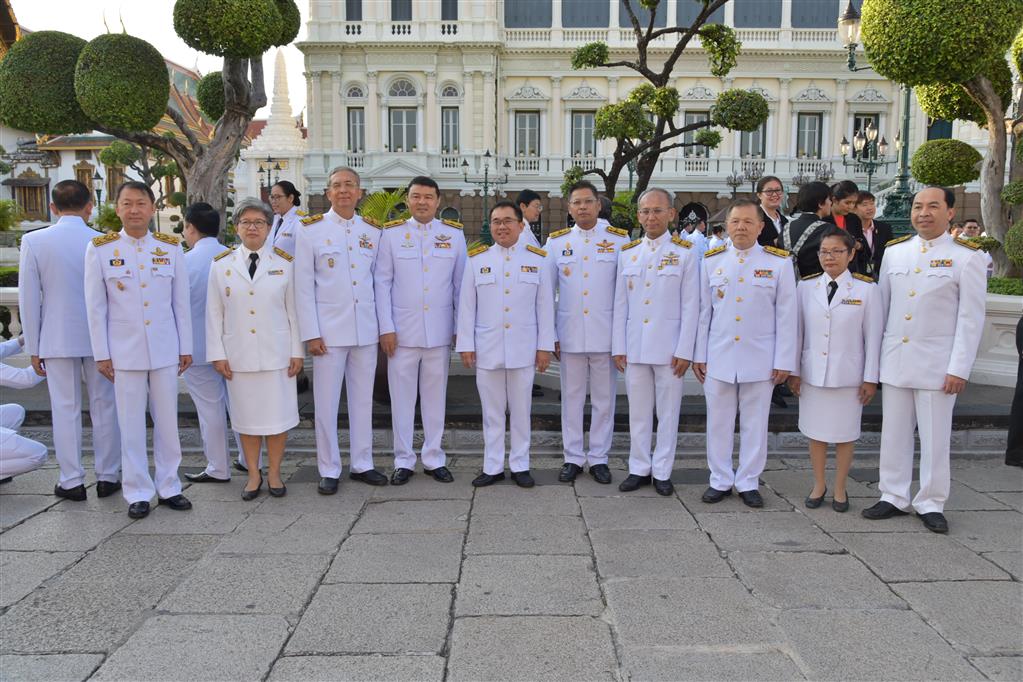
[75,34,169,131]
[1004,219,1023,266]
[173,0,281,58]
[196,71,225,121]
[712,89,769,132]
[274,0,301,46]
[0,31,93,133]
[916,59,1012,125]
[910,139,982,186]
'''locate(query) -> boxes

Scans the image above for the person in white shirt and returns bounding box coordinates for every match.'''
[961,219,994,278]
[516,189,543,248]
[678,202,709,257]
[268,181,303,256]
[0,336,47,482]
[707,224,731,251]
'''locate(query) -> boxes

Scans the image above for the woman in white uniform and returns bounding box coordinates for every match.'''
[788,226,883,512]
[206,199,304,500]
[268,181,303,256]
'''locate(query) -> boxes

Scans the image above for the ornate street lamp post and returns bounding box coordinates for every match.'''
[840,121,891,192]
[462,150,510,245]
[725,170,744,197]
[92,169,104,207]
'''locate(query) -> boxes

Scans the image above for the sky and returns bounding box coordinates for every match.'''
[11,0,308,120]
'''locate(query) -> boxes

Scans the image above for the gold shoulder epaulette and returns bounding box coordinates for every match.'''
[621,239,642,251]
[361,215,381,229]
[801,272,822,280]
[297,210,308,217]
[92,232,120,247]
[704,245,727,258]
[763,245,789,258]
[301,214,324,226]
[383,219,405,229]
[468,244,489,257]
[547,228,571,239]
[671,236,693,249]
[954,236,980,250]
[526,244,547,257]
[885,234,912,248]
[442,218,463,230]
[851,272,875,283]
[273,247,294,262]
[606,225,629,237]
[153,232,180,246]
[213,248,234,261]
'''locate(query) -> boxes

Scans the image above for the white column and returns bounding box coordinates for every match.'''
[607,75,619,104]
[483,71,496,152]
[472,71,484,151]
[303,70,314,148]
[834,78,849,154]
[780,0,793,45]
[331,71,344,151]
[366,71,380,152]
[609,0,619,32]
[425,71,438,153]
[666,0,677,27]
[723,1,735,27]
[462,70,476,154]
[777,78,792,158]
[310,71,323,150]
[552,0,563,40]
[550,77,563,158]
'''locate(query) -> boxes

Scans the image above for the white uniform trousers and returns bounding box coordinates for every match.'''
[704,377,774,492]
[113,365,183,503]
[0,426,47,479]
[1,403,25,429]
[313,344,377,477]
[43,357,121,488]
[183,364,233,480]
[560,352,616,467]
[878,384,956,514]
[625,363,685,480]
[387,345,450,470]
[477,367,534,475]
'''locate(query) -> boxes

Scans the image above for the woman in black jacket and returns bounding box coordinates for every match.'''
[779,181,832,279]
[755,175,788,246]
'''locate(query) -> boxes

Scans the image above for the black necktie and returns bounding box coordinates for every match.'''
[827,280,838,303]
[248,252,259,279]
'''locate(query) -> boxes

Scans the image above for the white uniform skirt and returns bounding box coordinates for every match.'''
[798,383,862,444]
[226,369,299,436]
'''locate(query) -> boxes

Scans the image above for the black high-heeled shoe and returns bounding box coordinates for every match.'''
[241,473,263,501]
[805,487,827,509]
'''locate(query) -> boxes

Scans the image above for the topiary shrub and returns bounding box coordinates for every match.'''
[0,31,93,134]
[916,58,1013,126]
[712,89,769,132]
[1012,26,1023,75]
[196,71,225,121]
[571,42,609,70]
[694,128,722,149]
[174,0,282,58]
[1004,219,1023,266]
[910,139,982,186]
[1001,180,1023,206]
[168,191,187,208]
[75,34,170,132]
[273,0,301,47]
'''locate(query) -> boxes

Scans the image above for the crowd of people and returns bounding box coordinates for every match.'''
[0,167,1010,536]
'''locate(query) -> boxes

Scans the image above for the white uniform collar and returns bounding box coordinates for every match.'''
[327,208,359,226]
[282,205,299,221]
[733,242,757,258]
[498,239,519,254]
[644,231,670,249]
[413,218,433,231]
[54,215,88,229]
[917,231,951,248]
[824,269,852,287]
[238,241,271,261]
[121,230,151,246]
[195,236,219,250]
[573,222,599,234]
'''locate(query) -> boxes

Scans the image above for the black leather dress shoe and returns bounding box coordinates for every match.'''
[558,463,582,483]
[805,487,827,509]
[618,474,651,492]
[770,386,788,408]
[861,500,909,520]
[158,494,193,511]
[184,471,230,484]
[128,501,150,518]
[919,511,948,533]
[0,477,11,484]
[350,469,388,486]
[391,468,414,485]
[318,477,339,495]
[54,484,87,501]
[739,490,764,508]
[653,478,674,496]
[233,461,249,473]
[95,480,122,498]
[425,466,454,483]
[589,464,612,485]
[701,486,732,503]
[510,470,535,488]
[472,472,505,487]
[532,384,543,397]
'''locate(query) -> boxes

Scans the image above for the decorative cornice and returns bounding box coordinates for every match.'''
[506,84,549,101]
[791,83,832,103]
[681,84,716,101]
[748,85,776,102]
[563,83,605,101]
[848,86,889,103]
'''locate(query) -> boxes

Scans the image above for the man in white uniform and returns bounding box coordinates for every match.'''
[376,176,466,485]
[544,180,630,485]
[84,181,193,519]
[295,166,386,493]
[863,186,987,533]
[694,199,797,508]
[678,202,710,257]
[457,201,555,488]
[18,180,121,501]
[0,335,48,482]
[612,188,701,495]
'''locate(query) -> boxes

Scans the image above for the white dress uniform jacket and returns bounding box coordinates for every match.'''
[272,205,302,256]
[185,237,225,366]
[0,338,48,480]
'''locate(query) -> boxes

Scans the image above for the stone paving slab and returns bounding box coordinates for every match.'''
[0,654,104,682]
[0,494,59,530]
[447,616,617,682]
[836,532,1012,582]
[350,500,470,534]
[215,512,355,555]
[369,475,476,501]
[620,649,806,681]
[951,466,1023,492]
[286,584,452,655]
[456,554,602,616]
[694,511,843,553]
[0,550,82,608]
[50,492,127,514]
[891,581,1023,655]
[325,532,464,584]
[465,512,591,555]
[988,491,1023,511]
[0,511,130,551]
[778,609,983,681]
[117,502,249,536]
[969,656,1023,681]
[981,551,1022,580]
[252,482,370,515]
[0,468,65,495]
[268,655,447,681]
[945,511,1023,553]
[676,483,792,512]
[796,503,930,533]
[472,484,580,515]
[91,615,290,681]
[572,469,660,497]
[760,468,878,498]
[579,496,697,530]
[589,529,732,579]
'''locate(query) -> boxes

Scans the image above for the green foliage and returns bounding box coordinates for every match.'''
[571,42,609,70]
[698,24,740,78]
[196,71,225,121]
[358,189,410,224]
[595,101,654,141]
[168,191,188,208]
[611,191,637,235]
[1002,180,1023,206]
[173,0,282,58]
[98,140,142,168]
[0,31,93,134]
[1013,26,1023,75]
[273,0,302,47]
[561,166,586,199]
[711,89,769,132]
[0,266,18,287]
[988,276,1023,295]
[962,235,1001,253]
[910,139,982,186]
[75,34,169,132]
[648,87,680,120]
[1004,219,1023,266]
[95,203,122,232]
[861,0,1023,86]
[694,128,722,149]
[0,199,22,231]
[0,145,11,177]
[915,59,1013,126]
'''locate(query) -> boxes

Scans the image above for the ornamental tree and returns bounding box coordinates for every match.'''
[568,0,767,197]
[98,139,181,211]
[861,0,1023,276]
[0,0,300,219]
[910,140,982,186]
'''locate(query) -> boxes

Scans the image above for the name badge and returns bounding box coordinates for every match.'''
[521,265,538,273]
[562,249,574,257]
[268,269,284,276]
[480,266,491,274]
[929,259,953,268]
[841,298,862,305]
[152,257,170,265]
[753,269,773,279]
[109,258,124,266]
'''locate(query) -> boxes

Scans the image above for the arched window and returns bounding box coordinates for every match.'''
[388,78,417,97]
[440,85,460,98]
[346,85,365,98]
[440,206,461,222]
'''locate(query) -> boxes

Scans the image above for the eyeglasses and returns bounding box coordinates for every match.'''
[268,194,286,201]
[818,248,848,257]
[237,220,269,228]
[490,218,521,227]
[637,208,670,216]
[759,189,784,195]
[569,199,597,207]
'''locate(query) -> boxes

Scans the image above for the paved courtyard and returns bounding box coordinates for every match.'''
[1,451,1020,681]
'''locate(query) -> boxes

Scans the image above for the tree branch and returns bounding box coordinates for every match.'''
[94,123,192,165]
[661,0,730,77]
[247,58,268,114]
[166,106,202,152]
[621,0,644,38]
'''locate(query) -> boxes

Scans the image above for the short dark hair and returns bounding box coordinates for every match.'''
[912,185,955,208]
[831,180,860,202]
[725,198,764,222]
[962,217,979,226]
[407,175,440,196]
[517,189,541,207]
[51,179,91,211]
[115,180,155,204]
[795,181,833,213]
[856,190,876,204]
[490,200,523,222]
[272,180,301,207]
[567,180,599,201]
[184,202,220,238]
[818,225,856,250]
[755,175,783,193]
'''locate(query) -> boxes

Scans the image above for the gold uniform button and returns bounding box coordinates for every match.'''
[505,272,510,277]
[138,265,144,270]
[249,309,255,315]
[424,305,429,311]
[249,290,254,295]
[144,320,150,326]
[914,267,921,273]
[504,289,510,294]
[738,277,744,283]
[250,329,256,334]
[647,265,653,270]
[738,258,745,264]
[909,291,916,297]
[735,316,741,321]
[140,283,147,288]
[736,296,742,302]
[583,273,589,278]
[902,336,909,343]
[921,247,928,253]
[583,256,589,261]
[143,301,149,307]
[644,318,649,324]
[352,281,357,286]
[136,247,142,252]
[583,290,589,296]
[644,299,650,305]
[583,309,589,315]
[734,336,740,341]
[423,266,429,272]
[504,323,511,329]
[505,256,511,262]
[905,313,912,320]
[504,307,510,312]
